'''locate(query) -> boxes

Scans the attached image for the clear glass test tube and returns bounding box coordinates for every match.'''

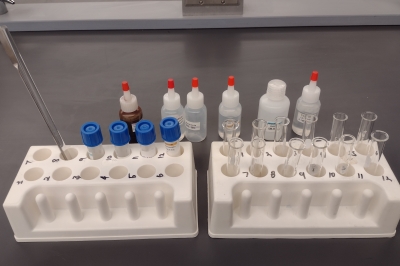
[364,130,389,176]
[307,137,328,177]
[280,138,305,177]
[302,114,318,157]
[328,112,348,156]
[250,138,266,177]
[273,117,290,157]
[226,137,244,177]
[355,111,378,155]
[222,119,239,156]
[251,119,267,141]
[336,134,356,176]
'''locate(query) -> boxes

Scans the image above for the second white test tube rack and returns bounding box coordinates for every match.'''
[208,141,400,239]
[3,142,198,242]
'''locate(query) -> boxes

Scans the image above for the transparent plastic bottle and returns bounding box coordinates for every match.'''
[185,77,207,142]
[161,79,185,141]
[257,79,290,140]
[292,71,321,135]
[218,76,242,138]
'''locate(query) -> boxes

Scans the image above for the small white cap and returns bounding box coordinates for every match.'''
[222,76,239,108]
[120,94,138,113]
[163,90,181,110]
[301,71,321,103]
[266,79,286,101]
[120,81,139,112]
[187,88,204,109]
[301,84,321,103]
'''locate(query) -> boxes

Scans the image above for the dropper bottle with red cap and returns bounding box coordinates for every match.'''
[119,81,143,143]
[218,76,242,138]
[161,78,185,141]
[185,77,207,142]
[292,71,321,135]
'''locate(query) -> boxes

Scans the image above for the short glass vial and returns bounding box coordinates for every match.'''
[80,122,105,160]
[135,120,157,158]
[109,121,131,158]
[160,117,182,157]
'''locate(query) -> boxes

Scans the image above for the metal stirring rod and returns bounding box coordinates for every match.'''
[0,26,70,160]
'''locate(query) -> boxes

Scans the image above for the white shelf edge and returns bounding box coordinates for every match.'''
[0,0,400,31]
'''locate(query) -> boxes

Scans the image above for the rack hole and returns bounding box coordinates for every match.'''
[60,148,78,161]
[306,165,326,177]
[33,149,52,161]
[52,167,72,181]
[165,164,184,177]
[364,163,384,176]
[109,166,128,179]
[249,165,268,178]
[335,164,355,177]
[137,165,156,178]
[24,167,44,181]
[81,166,100,180]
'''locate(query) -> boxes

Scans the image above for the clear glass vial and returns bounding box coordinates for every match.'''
[307,137,328,177]
[336,134,356,176]
[355,111,378,155]
[273,117,290,157]
[328,112,348,156]
[226,137,244,177]
[222,119,239,156]
[250,138,266,177]
[109,121,131,158]
[364,130,389,176]
[279,138,305,177]
[80,122,105,160]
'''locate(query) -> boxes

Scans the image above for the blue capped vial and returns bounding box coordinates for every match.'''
[160,117,182,157]
[135,120,157,158]
[109,121,131,158]
[80,122,105,160]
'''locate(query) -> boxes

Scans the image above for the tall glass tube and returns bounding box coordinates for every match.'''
[302,114,318,157]
[251,119,267,141]
[364,130,389,176]
[227,138,244,177]
[279,138,305,177]
[250,138,266,177]
[307,137,328,177]
[273,117,290,157]
[336,134,356,176]
[355,111,378,155]
[222,119,239,156]
[328,112,348,156]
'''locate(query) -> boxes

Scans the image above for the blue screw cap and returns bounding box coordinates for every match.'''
[135,120,156,145]
[109,121,130,146]
[160,117,181,142]
[80,122,103,147]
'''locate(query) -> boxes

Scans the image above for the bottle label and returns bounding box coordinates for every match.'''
[185,120,200,131]
[297,112,306,123]
[132,123,137,132]
[175,114,185,126]
[266,121,276,132]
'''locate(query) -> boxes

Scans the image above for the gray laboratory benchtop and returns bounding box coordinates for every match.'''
[0,27,400,265]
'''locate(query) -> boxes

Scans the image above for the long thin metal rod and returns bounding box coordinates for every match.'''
[0,26,70,160]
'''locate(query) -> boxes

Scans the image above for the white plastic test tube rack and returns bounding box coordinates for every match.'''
[3,142,198,242]
[208,141,400,238]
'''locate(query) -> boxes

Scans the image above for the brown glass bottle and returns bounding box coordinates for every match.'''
[119,106,143,143]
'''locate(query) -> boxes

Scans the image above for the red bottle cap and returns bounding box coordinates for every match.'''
[192,77,198,88]
[122,81,130,92]
[168,79,174,89]
[228,76,234,86]
[310,71,318,81]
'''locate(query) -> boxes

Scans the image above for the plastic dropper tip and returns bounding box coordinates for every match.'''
[122,81,130,92]
[168,79,174,89]
[310,71,318,81]
[192,77,198,88]
[228,76,235,86]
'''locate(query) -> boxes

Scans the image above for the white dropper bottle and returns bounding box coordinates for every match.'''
[292,71,321,135]
[218,76,242,138]
[185,77,207,142]
[161,78,185,141]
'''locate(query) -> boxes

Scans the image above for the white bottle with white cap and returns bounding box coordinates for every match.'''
[218,76,242,138]
[161,78,185,141]
[257,79,290,140]
[185,77,207,142]
[292,71,321,135]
